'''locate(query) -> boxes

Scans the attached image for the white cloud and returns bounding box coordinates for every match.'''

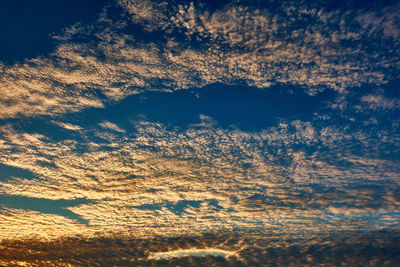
[98,121,126,133]
[361,94,400,110]
[148,248,238,260]
[52,121,83,131]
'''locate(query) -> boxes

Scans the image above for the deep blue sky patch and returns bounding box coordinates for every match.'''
[0,0,112,64]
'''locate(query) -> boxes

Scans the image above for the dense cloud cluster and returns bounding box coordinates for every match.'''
[1,231,399,266]
[0,115,399,239]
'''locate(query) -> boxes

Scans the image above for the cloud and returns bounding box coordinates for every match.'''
[147,248,238,260]
[361,94,400,110]
[98,121,126,133]
[0,0,399,120]
[0,115,399,240]
[188,114,216,128]
[52,121,83,131]
[1,229,399,266]
[356,2,400,40]
[0,0,399,249]
[0,208,91,240]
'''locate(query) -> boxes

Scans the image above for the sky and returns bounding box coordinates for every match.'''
[0,0,399,265]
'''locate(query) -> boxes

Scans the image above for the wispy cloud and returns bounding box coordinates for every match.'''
[356,2,400,40]
[361,94,400,110]
[148,248,238,260]
[98,121,126,133]
[52,121,83,131]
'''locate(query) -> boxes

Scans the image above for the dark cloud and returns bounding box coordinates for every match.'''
[1,230,399,266]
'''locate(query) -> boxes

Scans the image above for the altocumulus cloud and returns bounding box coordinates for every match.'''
[0,0,398,119]
[0,0,399,265]
[0,116,399,239]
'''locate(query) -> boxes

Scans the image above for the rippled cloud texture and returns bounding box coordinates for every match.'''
[0,0,399,265]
